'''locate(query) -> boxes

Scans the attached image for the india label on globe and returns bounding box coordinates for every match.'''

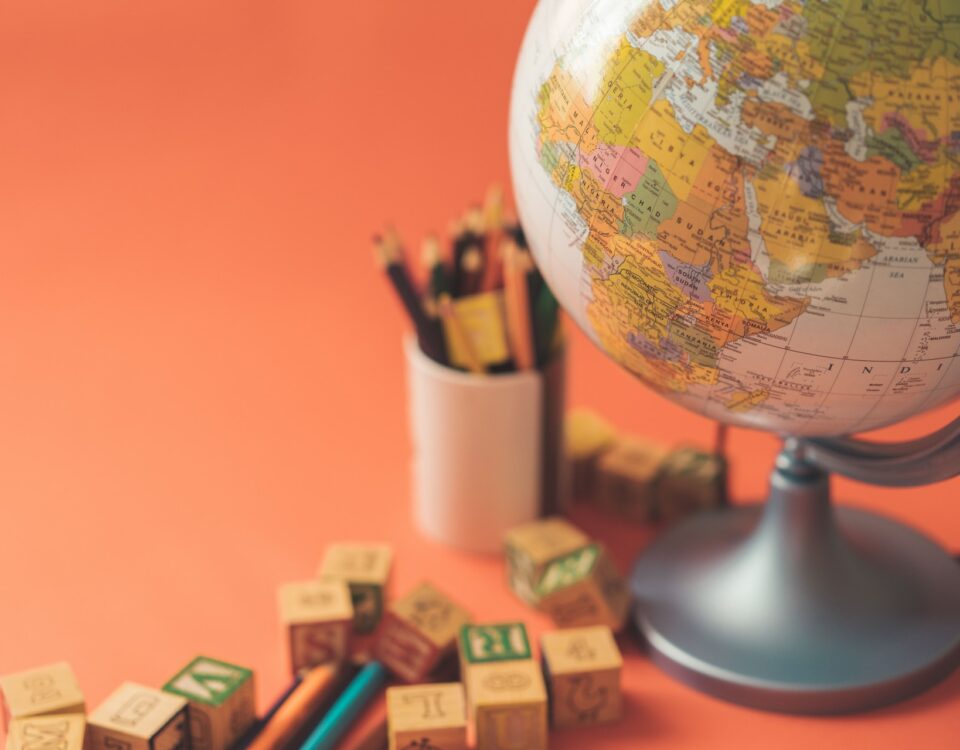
[509,0,960,436]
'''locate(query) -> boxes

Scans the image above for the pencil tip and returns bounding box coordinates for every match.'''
[421,235,443,268]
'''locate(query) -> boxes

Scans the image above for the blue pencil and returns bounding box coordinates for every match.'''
[298,661,387,750]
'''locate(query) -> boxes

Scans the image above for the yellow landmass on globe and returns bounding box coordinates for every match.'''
[707,264,808,346]
[537,64,599,154]
[726,389,769,413]
[592,39,665,147]
[628,100,715,203]
[850,56,960,151]
[753,167,877,285]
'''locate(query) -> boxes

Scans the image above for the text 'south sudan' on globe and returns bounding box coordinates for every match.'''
[509,0,960,437]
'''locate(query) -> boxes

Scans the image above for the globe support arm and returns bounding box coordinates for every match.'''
[802,416,960,487]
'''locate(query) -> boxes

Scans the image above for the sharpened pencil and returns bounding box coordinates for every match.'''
[460,246,485,297]
[453,208,485,296]
[502,240,536,371]
[482,185,504,290]
[375,230,447,364]
[298,661,387,750]
[246,665,342,750]
[232,672,304,749]
[421,234,451,301]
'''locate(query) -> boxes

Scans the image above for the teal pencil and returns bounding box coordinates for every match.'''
[298,661,387,750]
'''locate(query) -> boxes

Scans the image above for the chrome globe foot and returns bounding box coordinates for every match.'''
[630,446,960,714]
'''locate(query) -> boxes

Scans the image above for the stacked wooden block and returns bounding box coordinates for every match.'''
[162,656,257,750]
[0,657,257,750]
[505,517,630,632]
[566,408,727,522]
[278,543,394,675]
[458,622,547,750]
[1,538,629,750]
[1,662,86,750]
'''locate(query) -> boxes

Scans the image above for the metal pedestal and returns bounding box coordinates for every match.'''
[631,446,960,714]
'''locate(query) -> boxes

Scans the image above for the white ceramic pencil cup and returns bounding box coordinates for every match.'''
[405,337,567,553]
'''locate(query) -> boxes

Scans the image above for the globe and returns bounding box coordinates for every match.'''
[509,0,960,437]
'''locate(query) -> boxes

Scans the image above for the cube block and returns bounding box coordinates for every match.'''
[278,580,354,674]
[318,543,393,635]
[565,409,617,501]
[595,438,668,521]
[87,682,189,750]
[541,625,623,728]
[468,660,547,750]
[163,656,256,750]
[656,447,726,521]
[0,662,85,730]
[376,582,472,683]
[504,517,590,606]
[459,622,533,705]
[536,544,629,631]
[6,713,85,750]
[386,683,467,750]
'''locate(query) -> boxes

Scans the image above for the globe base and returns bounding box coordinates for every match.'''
[631,445,960,714]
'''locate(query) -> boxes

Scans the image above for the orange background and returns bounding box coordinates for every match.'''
[1,1,958,748]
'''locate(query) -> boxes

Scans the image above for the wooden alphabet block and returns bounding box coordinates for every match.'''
[6,713,85,750]
[375,581,472,683]
[655,446,727,522]
[318,543,393,635]
[278,579,354,674]
[87,682,189,750]
[536,543,630,632]
[458,622,532,703]
[595,437,669,521]
[163,656,256,750]
[504,517,591,606]
[0,662,85,730]
[565,409,617,501]
[386,683,467,750]
[541,625,623,728]
[467,660,547,750]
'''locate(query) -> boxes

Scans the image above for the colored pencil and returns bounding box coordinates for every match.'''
[298,661,387,750]
[531,278,559,368]
[231,672,304,749]
[505,222,527,249]
[450,219,470,296]
[452,208,484,295]
[438,293,485,375]
[375,231,446,364]
[460,246,485,297]
[482,184,504,290]
[340,695,388,750]
[245,665,342,750]
[374,230,422,323]
[421,235,451,302]
[502,240,535,371]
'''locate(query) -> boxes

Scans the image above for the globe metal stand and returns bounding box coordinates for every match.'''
[630,425,960,714]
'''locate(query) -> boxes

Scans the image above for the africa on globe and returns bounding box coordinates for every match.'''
[509,0,960,436]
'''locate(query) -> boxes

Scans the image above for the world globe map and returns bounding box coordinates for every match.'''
[509,0,960,436]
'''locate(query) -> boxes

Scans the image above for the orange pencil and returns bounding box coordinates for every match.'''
[247,665,343,750]
[502,239,535,370]
[341,696,387,750]
[438,293,485,375]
